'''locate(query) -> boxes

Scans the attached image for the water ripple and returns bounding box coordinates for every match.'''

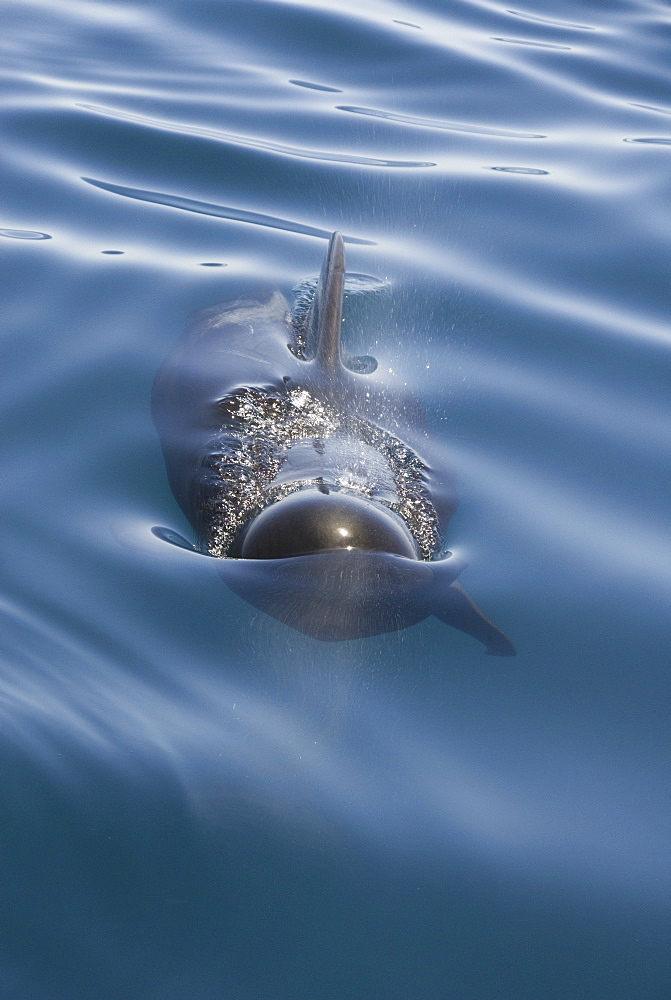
[491,37,572,51]
[623,137,671,146]
[288,79,342,92]
[450,444,671,591]
[81,176,376,244]
[489,165,549,174]
[1,228,52,240]
[630,102,671,116]
[77,103,434,168]
[401,240,671,349]
[506,10,595,30]
[337,106,545,139]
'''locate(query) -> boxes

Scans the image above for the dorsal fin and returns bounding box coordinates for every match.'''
[306,231,345,377]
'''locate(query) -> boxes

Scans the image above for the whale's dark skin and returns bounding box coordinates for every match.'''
[152,233,515,654]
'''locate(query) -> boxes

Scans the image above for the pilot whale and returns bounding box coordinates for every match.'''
[152,233,515,655]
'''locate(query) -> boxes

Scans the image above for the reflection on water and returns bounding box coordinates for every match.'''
[78,102,436,168]
[336,104,547,138]
[1,228,52,239]
[1,0,670,997]
[82,176,377,243]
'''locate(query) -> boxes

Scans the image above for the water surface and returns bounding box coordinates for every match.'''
[1,1,670,997]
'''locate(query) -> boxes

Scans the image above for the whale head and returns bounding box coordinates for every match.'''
[232,487,420,561]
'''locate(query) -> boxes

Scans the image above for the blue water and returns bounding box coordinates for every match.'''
[2,1,670,997]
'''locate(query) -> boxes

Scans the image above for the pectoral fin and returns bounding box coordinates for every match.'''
[434,581,516,656]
